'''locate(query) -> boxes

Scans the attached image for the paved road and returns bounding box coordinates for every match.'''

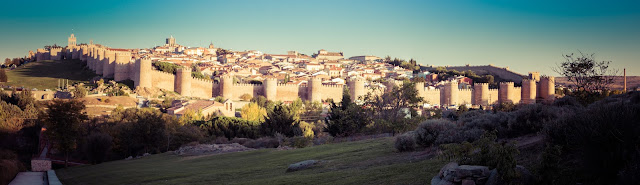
[8,172,45,185]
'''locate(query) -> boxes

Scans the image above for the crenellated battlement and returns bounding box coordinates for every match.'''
[500,81,515,85]
[67,37,555,104]
[192,77,214,84]
[277,83,298,87]
[151,69,175,76]
[322,84,344,89]
[234,83,263,87]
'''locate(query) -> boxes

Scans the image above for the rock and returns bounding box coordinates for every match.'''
[455,165,489,179]
[515,165,534,185]
[431,176,442,185]
[125,156,133,160]
[461,179,476,185]
[286,160,319,172]
[438,162,459,178]
[485,169,499,185]
[143,153,150,156]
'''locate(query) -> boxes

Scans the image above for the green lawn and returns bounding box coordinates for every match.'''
[56,138,446,185]
[3,59,96,90]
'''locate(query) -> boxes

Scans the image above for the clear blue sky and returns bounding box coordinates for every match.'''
[1,0,639,75]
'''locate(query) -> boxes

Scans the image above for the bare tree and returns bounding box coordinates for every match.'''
[553,52,618,92]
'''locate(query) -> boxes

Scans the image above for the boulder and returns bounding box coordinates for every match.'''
[461,179,476,185]
[454,165,490,179]
[286,160,319,172]
[439,162,459,178]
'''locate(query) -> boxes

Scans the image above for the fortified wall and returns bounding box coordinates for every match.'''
[55,41,555,106]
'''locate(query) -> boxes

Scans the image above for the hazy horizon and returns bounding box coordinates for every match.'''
[1,0,639,75]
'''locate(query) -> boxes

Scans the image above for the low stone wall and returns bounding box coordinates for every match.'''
[30,159,51,172]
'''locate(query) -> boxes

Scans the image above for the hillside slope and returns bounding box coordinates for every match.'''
[2,59,96,90]
[422,65,526,83]
[55,138,445,185]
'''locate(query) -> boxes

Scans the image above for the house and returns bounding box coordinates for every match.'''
[315,49,344,61]
[325,67,344,78]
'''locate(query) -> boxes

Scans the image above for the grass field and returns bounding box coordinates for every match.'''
[3,59,96,90]
[55,138,446,185]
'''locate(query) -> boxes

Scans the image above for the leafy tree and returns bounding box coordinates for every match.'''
[213,96,225,103]
[85,132,112,164]
[325,88,370,137]
[241,102,267,122]
[0,69,7,82]
[554,52,617,92]
[152,61,180,74]
[300,100,322,122]
[216,48,232,56]
[44,99,88,167]
[262,102,300,137]
[364,81,424,134]
[191,71,209,80]
[73,85,87,98]
[251,95,273,109]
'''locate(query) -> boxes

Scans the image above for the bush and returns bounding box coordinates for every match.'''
[230,138,251,145]
[285,136,313,148]
[540,92,640,184]
[0,149,23,185]
[440,131,520,182]
[170,125,204,149]
[85,132,112,164]
[242,137,280,149]
[394,131,416,152]
[415,119,453,147]
[196,117,262,140]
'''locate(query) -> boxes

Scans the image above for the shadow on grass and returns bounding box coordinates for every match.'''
[11,59,96,81]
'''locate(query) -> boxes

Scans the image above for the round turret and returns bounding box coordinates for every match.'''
[499,82,515,104]
[349,78,365,101]
[176,67,192,97]
[103,50,116,78]
[521,79,536,104]
[264,77,278,101]
[114,51,132,81]
[444,81,459,105]
[95,48,104,75]
[473,83,489,106]
[308,77,323,102]
[221,75,234,100]
[137,57,152,88]
[539,76,555,103]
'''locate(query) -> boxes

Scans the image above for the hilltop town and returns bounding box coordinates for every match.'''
[19,34,556,112]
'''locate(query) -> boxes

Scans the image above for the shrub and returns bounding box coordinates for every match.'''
[230,138,251,145]
[415,119,453,147]
[85,132,112,164]
[285,136,313,148]
[494,102,516,112]
[73,86,87,98]
[504,104,558,137]
[170,125,204,149]
[242,137,279,149]
[440,131,520,182]
[240,102,266,122]
[0,149,23,185]
[394,131,416,152]
[196,117,262,140]
[540,92,640,184]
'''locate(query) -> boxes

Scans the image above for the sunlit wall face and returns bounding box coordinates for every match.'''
[0,0,638,75]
